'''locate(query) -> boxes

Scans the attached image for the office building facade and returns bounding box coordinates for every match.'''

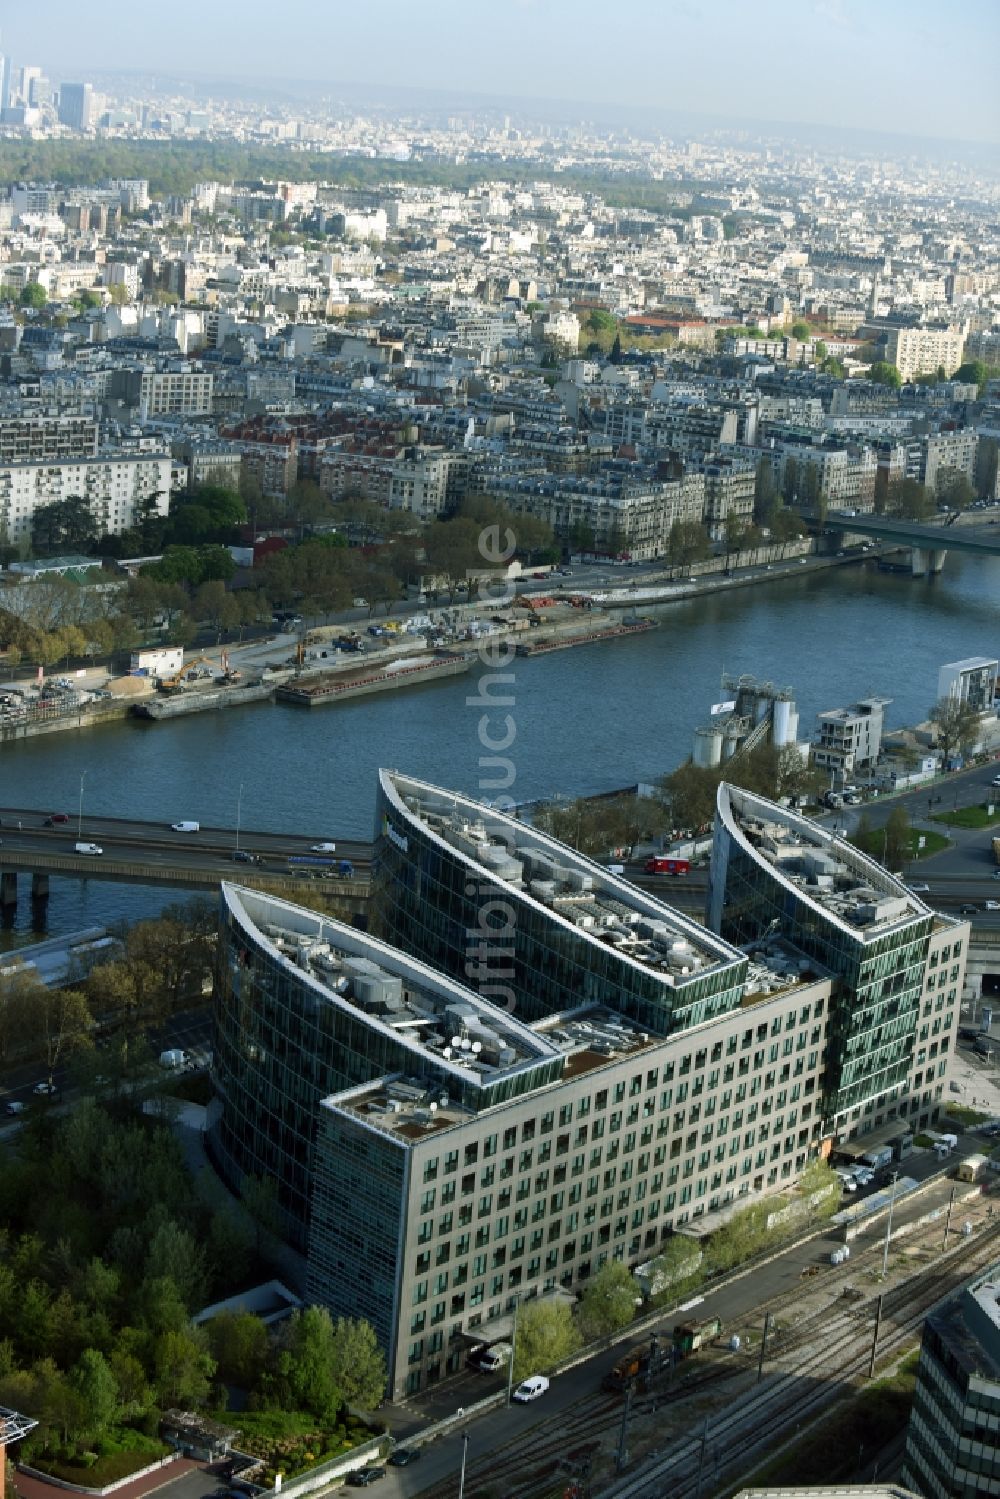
[708,784,967,1139]
[902,1268,1000,1499]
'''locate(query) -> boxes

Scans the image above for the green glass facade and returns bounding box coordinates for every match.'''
[372,772,748,1037]
[709,784,934,1119]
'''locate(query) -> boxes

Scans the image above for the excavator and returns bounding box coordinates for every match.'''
[158,652,242,694]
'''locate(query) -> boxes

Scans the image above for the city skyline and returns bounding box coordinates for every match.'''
[1,0,998,147]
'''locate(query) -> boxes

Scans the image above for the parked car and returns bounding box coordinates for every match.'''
[33,1081,57,1096]
[346,1469,385,1488]
[5,1100,26,1114]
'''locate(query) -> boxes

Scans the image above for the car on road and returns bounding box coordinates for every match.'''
[346,1468,385,1487]
[961,904,979,915]
[512,1374,550,1402]
[170,821,201,833]
[33,1081,57,1096]
[907,882,930,893]
[232,850,260,864]
[5,1100,26,1114]
[310,842,337,853]
[986,901,1000,912]
[388,1448,421,1467]
[992,775,1000,786]
[45,812,69,824]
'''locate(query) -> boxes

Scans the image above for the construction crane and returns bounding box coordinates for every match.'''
[158,656,218,694]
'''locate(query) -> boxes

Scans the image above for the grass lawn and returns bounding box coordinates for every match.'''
[945,1104,991,1127]
[911,829,951,857]
[28,1431,171,1487]
[930,805,1000,830]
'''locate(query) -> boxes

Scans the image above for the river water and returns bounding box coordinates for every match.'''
[2,554,994,944]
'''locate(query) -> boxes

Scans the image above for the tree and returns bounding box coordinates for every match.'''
[781,455,798,504]
[277,1306,340,1421]
[667,519,709,568]
[31,496,98,555]
[19,282,47,310]
[883,478,933,521]
[70,1348,118,1437]
[928,696,981,768]
[754,458,777,525]
[329,1317,387,1411]
[791,320,810,340]
[869,360,902,389]
[153,1326,215,1407]
[883,805,912,871]
[576,1262,638,1341]
[660,760,721,832]
[205,1311,268,1390]
[36,986,93,1084]
[936,467,975,512]
[512,1299,581,1383]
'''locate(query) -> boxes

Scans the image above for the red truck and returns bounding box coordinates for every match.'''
[645,856,690,876]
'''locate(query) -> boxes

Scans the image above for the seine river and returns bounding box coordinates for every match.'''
[2,553,995,944]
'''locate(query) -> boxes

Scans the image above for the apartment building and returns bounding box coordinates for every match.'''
[937,658,999,715]
[0,449,171,542]
[482,471,705,559]
[111,364,215,419]
[0,412,98,464]
[813,696,891,779]
[884,326,965,382]
[701,457,756,539]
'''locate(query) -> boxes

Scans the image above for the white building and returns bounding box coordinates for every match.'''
[0,451,171,544]
[937,658,999,715]
[883,326,965,382]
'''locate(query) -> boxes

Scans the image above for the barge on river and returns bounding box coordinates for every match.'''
[275,652,470,707]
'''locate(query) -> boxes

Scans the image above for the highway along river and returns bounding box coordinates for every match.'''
[1,551,995,943]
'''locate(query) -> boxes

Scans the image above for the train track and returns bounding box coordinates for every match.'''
[601,1218,1000,1499]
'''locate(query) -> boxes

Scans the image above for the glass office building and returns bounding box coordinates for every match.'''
[903,1268,1000,1499]
[372,770,748,1036]
[708,784,966,1129]
[209,883,562,1249]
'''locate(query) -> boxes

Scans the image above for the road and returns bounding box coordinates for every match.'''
[0,807,373,885]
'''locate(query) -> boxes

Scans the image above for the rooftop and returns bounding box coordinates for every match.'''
[719,784,929,937]
[381,770,744,989]
[224,884,559,1088]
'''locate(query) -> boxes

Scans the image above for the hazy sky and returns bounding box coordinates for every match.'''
[5,0,999,145]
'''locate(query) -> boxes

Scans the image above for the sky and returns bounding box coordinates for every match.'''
[4,0,999,145]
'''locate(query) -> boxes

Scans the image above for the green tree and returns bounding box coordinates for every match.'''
[936,467,975,512]
[36,986,93,1085]
[753,458,778,525]
[575,1262,638,1341]
[660,760,720,832]
[883,805,912,871]
[869,360,902,389]
[791,320,810,340]
[153,1326,215,1407]
[277,1306,340,1421]
[512,1299,581,1383]
[781,455,798,504]
[329,1317,387,1411]
[205,1311,268,1390]
[883,478,933,521]
[19,282,47,309]
[70,1348,118,1437]
[30,496,98,555]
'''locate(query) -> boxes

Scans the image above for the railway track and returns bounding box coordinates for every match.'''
[601,1219,1000,1499]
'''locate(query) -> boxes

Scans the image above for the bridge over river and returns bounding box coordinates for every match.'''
[0,808,373,919]
[825,510,1000,574]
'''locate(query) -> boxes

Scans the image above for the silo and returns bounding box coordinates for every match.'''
[693,725,724,768]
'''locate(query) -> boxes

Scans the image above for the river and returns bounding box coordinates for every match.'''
[1,553,994,945]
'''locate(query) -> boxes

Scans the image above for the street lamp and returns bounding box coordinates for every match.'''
[77,770,87,840]
[236,782,244,854]
[881,1171,899,1279]
[457,1433,469,1499]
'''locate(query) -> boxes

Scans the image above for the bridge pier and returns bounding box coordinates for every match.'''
[31,873,49,901]
[911,546,948,576]
[0,871,17,909]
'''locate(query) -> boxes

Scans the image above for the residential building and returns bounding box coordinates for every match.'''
[0,450,171,543]
[813,696,892,780]
[902,1267,1000,1499]
[883,327,965,383]
[0,413,98,464]
[937,659,998,715]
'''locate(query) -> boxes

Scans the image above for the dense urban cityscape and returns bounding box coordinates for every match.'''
[0,6,999,1499]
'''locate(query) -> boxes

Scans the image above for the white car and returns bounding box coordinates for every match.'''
[992,775,1000,786]
[986,901,1000,912]
[512,1375,550,1402]
[310,842,337,853]
[33,1081,57,1096]
[171,821,201,833]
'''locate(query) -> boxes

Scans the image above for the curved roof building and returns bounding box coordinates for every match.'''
[709,783,966,1124]
[373,769,748,1035]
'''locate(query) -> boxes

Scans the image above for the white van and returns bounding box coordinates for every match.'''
[512,1374,550,1403]
[75,841,103,855]
[170,821,200,833]
[475,1343,512,1374]
[158,1049,188,1070]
